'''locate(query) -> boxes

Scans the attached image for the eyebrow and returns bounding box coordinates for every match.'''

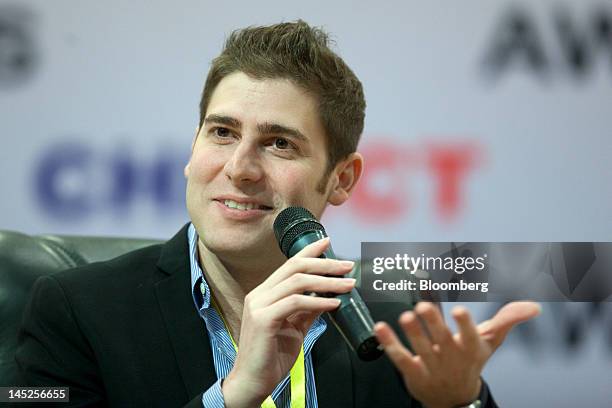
[257,122,307,143]
[204,114,307,143]
[204,114,241,129]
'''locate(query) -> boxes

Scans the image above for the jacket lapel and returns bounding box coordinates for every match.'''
[153,224,358,405]
[154,224,217,398]
[313,316,354,408]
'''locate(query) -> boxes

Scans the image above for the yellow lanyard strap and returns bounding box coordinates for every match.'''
[211,297,306,408]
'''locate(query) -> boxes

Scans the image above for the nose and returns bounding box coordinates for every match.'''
[223,139,264,186]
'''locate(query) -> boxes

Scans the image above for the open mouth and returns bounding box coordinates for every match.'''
[218,199,273,211]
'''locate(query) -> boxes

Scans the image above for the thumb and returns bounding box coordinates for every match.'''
[290,311,321,335]
[478,301,541,349]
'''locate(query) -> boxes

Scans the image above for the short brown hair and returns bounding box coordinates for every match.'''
[198,20,365,177]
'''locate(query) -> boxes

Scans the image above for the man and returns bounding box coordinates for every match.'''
[16,20,540,407]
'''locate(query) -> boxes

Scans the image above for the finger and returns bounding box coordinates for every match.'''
[414,302,454,349]
[262,256,354,289]
[398,310,437,365]
[478,301,541,349]
[261,274,355,306]
[374,322,421,377]
[293,236,331,258]
[264,237,331,289]
[265,294,341,323]
[452,306,480,352]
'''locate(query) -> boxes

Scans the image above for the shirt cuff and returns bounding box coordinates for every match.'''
[202,378,225,408]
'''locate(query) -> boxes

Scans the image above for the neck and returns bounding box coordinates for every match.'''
[197,239,284,343]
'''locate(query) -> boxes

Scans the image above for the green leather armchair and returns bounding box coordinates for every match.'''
[0,230,161,387]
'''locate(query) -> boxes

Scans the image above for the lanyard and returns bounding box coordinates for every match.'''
[211,297,306,408]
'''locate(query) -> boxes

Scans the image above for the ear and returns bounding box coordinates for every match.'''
[327,152,364,206]
[184,126,200,178]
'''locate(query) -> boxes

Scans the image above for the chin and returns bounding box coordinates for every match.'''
[204,230,274,256]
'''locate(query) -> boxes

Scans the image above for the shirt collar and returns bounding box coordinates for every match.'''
[189,223,211,311]
[188,222,327,355]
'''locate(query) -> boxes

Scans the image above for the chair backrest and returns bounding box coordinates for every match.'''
[0,230,162,387]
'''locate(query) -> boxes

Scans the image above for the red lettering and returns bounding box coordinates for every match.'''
[351,141,413,221]
[426,143,481,220]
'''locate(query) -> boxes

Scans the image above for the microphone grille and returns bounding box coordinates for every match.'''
[273,207,326,257]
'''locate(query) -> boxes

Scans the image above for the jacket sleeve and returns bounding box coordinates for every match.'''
[479,378,498,408]
[14,275,106,407]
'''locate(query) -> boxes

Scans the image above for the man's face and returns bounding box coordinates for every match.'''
[185,72,342,259]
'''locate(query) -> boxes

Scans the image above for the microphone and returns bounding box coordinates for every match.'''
[273,206,383,361]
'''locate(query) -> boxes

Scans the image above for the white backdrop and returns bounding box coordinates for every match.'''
[1,1,611,406]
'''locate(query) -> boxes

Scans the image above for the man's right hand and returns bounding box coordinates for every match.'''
[221,237,355,408]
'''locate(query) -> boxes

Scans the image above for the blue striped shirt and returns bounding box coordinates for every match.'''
[188,224,327,408]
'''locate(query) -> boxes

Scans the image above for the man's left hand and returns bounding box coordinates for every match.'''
[374,301,541,408]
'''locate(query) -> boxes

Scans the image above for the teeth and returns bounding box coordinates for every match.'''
[223,200,258,211]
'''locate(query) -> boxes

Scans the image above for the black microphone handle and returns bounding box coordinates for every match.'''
[288,231,383,361]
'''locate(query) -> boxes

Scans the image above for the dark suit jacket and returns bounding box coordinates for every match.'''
[15,224,495,407]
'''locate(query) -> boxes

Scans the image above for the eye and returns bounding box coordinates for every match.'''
[267,137,299,157]
[273,137,291,150]
[214,127,231,138]
[208,127,236,144]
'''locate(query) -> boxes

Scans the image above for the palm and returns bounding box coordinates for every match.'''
[375,301,541,408]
